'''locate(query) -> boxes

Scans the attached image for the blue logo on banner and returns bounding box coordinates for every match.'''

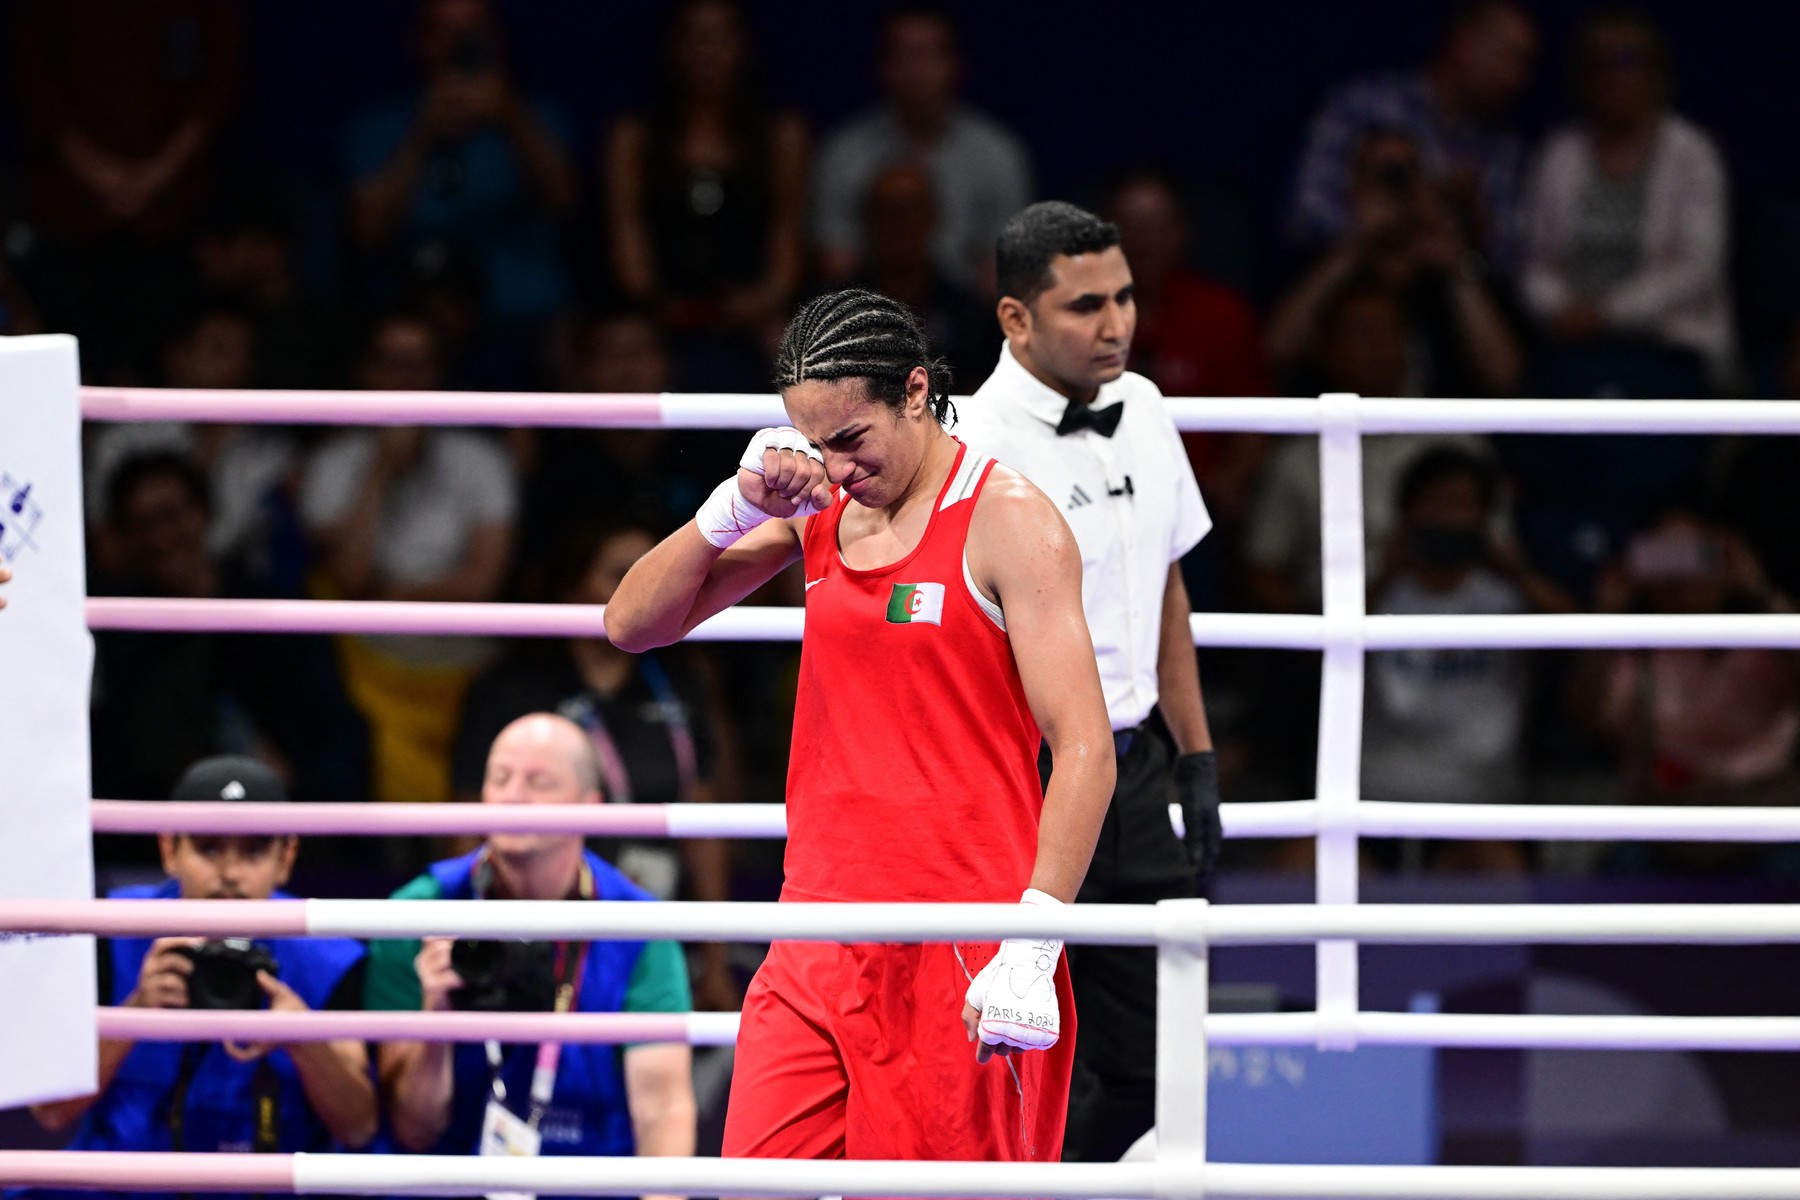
[0,471,44,562]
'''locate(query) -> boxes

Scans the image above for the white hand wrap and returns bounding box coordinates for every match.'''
[694,427,826,549]
[965,889,1064,1052]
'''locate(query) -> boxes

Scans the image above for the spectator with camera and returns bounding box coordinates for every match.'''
[346,0,578,324]
[1286,0,1536,271]
[26,756,376,1182]
[365,713,695,1185]
[1267,127,1522,402]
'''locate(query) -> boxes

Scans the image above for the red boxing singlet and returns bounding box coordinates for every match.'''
[726,441,1074,1166]
[783,440,1044,904]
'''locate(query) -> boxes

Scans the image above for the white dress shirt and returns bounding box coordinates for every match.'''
[959,342,1211,730]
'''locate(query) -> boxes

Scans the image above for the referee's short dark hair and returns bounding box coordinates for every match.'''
[995,201,1121,307]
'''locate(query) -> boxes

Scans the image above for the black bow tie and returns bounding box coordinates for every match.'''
[1056,399,1124,438]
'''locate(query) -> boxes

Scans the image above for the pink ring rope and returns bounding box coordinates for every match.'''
[90,800,682,838]
[0,1151,292,1193]
[6,899,308,938]
[80,387,667,428]
[95,1007,712,1045]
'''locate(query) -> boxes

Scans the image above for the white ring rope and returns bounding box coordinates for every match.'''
[50,385,1800,1199]
[84,596,1800,648]
[9,898,1800,945]
[79,386,1800,436]
[88,1006,1800,1053]
[5,1150,1800,1200]
[86,797,1800,843]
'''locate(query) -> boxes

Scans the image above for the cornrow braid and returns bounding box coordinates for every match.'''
[773,288,956,424]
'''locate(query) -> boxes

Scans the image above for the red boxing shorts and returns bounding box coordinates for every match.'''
[722,939,1076,1164]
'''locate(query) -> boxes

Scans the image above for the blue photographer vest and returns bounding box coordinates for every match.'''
[39,880,365,1200]
[426,849,655,1160]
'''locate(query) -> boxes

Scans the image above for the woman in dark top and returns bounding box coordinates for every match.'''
[451,522,743,1010]
[602,0,807,388]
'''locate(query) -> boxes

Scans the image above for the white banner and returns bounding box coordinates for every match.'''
[0,334,98,1107]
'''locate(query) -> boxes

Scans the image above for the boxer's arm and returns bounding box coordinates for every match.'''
[608,432,830,652]
[971,470,1114,903]
[607,520,802,653]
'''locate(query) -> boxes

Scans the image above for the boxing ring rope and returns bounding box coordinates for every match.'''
[88,796,1800,842]
[39,385,1800,1199]
[78,385,1800,434]
[12,1150,1800,1200]
[11,900,1800,1193]
[18,897,1800,944]
[87,1004,1800,1053]
[9,1152,1800,1200]
[82,596,1800,647]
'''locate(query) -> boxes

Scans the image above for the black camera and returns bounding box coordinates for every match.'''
[449,939,558,1012]
[174,939,280,1010]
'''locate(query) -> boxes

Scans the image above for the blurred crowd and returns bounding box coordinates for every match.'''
[16,0,1800,888]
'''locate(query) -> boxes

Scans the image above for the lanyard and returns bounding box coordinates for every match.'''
[559,655,699,805]
[477,854,595,1130]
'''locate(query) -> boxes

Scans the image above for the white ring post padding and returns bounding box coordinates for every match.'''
[1313,392,1365,1049]
[1156,900,1209,1196]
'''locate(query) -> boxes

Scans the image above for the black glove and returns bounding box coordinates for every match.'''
[1173,750,1223,878]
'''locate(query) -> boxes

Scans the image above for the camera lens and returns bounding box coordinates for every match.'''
[448,940,557,1012]
[450,939,506,988]
[185,940,278,1010]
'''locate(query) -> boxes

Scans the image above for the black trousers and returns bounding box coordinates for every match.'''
[1041,719,1197,1163]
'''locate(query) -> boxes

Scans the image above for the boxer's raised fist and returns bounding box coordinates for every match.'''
[736,428,831,519]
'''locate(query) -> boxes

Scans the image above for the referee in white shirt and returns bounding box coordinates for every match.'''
[957,201,1221,1163]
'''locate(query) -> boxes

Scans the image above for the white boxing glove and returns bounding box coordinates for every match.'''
[965,889,1064,1055]
[695,427,827,548]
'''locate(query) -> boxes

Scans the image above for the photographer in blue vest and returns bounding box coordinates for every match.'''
[365,713,694,1200]
[25,756,376,1200]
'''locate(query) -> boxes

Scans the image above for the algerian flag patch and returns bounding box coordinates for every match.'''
[886,582,945,626]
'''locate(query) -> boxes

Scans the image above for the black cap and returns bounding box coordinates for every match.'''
[170,756,290,804]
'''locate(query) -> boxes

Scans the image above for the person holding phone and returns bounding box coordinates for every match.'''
[1576,508,1800,873]
[345,0,579,323]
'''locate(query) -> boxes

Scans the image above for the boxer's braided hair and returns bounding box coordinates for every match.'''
[774,288,955,424]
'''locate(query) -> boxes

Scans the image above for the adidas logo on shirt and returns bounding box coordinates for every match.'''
[1067,484,1094,510]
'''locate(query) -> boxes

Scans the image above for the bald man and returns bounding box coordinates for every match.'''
[364,714,697,1200]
